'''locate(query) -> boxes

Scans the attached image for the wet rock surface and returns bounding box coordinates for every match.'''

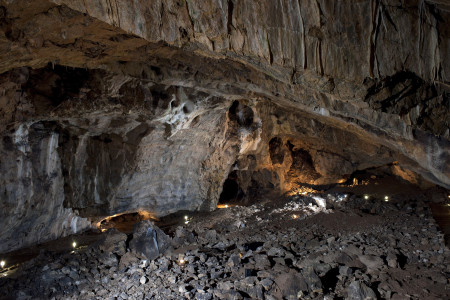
[1,191,449,299]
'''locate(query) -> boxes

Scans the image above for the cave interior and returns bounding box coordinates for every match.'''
[0,0,449,299]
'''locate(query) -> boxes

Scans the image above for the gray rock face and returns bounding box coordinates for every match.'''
[0,0,448,253]
[0,120,92,253]
[129,220,171,260]
[50,0,449,84]
[0,68,240,253]
[347,281,377,300]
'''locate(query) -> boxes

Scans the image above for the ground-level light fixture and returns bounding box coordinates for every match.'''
[217,204,233,209]
[72,242,77,248]
[0,260,5,268]
[291,214,299,219]
[384,196,389,202]
[178,254,186,265]
[364,195,369,200]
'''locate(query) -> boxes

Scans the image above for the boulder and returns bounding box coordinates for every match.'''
[119,252,140,269]
[347,281,377,300]
[302,266,323,293]
[173,226,196,246]
[92,228,127,256]
[129,220,171,260]
[274,270,308,298]
[358,255,384,272]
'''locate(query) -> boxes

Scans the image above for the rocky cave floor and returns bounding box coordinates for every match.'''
[1,184,450,300]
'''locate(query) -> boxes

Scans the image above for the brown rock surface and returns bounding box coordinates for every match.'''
[0,0,448,252]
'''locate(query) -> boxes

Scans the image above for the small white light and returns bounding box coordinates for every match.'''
[291,214,298,219]
[364,195,369,200]
[225,204,229,208]
[0,260,5,268]
[184,215,188,220]
[72,242,77,248]
[179,258,185,265]
[384,196,389,202]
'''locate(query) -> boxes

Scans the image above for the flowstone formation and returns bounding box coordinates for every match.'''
[0,0,448,252]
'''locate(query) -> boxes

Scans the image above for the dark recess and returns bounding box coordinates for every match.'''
[227,0,234,34]
[269,137,285,164]
[287,141,320,182]
[228,100,254,127]
[321,267,340,294]
[25,64,90,107]
[219,170,243,204]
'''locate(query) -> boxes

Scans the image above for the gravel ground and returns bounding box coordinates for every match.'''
[0,190,449,300]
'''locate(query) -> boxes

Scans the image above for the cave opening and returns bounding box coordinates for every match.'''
[218,170,244,205]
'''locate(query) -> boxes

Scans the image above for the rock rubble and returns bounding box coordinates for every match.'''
[0,193,449,299]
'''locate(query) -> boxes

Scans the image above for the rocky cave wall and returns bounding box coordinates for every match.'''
[0,0,449,253]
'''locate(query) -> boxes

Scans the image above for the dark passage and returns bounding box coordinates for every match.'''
[219,171,242,204]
